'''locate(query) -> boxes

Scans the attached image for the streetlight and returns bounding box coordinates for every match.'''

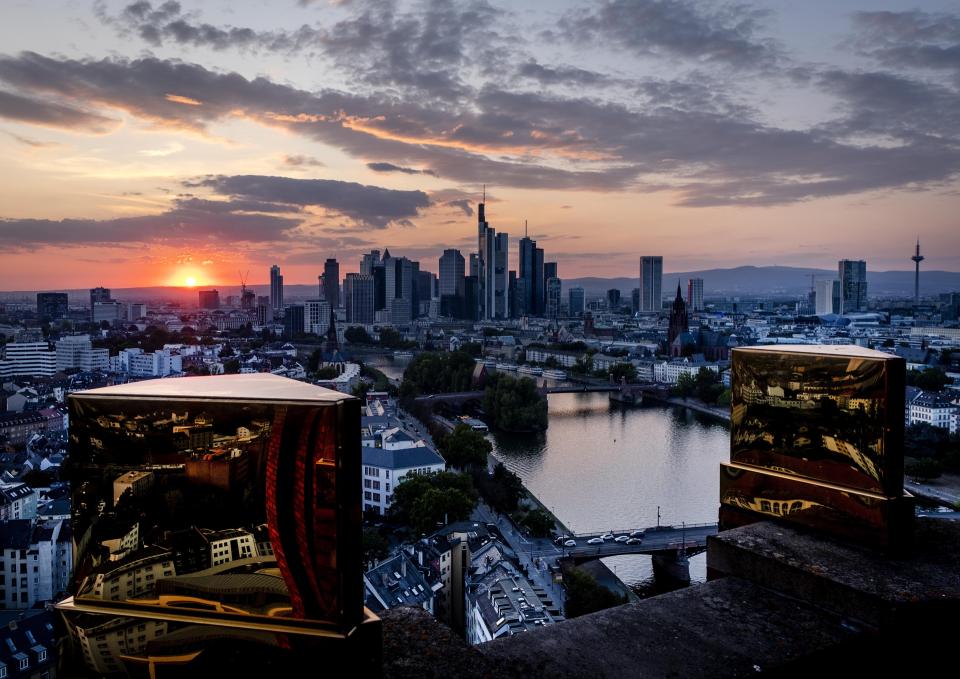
[656,505,661,529]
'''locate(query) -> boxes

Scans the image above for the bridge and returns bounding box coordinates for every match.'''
[412,382,667,406]
[560,523,718,561]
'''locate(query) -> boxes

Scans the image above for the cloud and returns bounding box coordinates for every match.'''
[852,10,960,78]
[282,154,326,169]
[560,0,780,68]
[445,199,473,216]
[189,174,430,228]
[0,89,116,132]
[367,161,438,177]
[4,131,60,148]
[0,206,301,250]
[172,196,304,214]
[516,60,611,87]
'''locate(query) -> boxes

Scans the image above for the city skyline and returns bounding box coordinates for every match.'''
[1,0,960,289]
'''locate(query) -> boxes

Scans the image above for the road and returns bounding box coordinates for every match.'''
[471,501,566,611]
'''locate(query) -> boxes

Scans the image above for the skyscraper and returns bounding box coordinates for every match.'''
[344,274,375,324]
[518,229,536,316]
[385,256,416,324]
[304,299,332,334]
[360,250,381,276]
[838,259,867,314]
[198,289,220,310]
[37,292,68,321]
[607,289,621,311]
[323,258,340,307]
[687,278,704,312]
[639,256,663,312]
[546,277,561,319]
[270,265,283,318]
[533,247,545,315]
[815,279,835,315]
[568,287,585,316]
[494,232,508,319]
[439,249,465,318]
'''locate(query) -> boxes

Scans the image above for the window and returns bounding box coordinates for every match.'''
[364,491,371,500]
[372,481,380,490]
[17,658,27,671]
[372,493,380,502]
[385,470,390,478]
[364,479,371,489]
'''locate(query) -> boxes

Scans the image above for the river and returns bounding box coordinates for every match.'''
[370,356,730,593]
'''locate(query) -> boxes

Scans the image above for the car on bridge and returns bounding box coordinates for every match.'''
[600,533,614,541]
[614,535,630,543]
[564,539,576,547]
[626,537,642,545]
[587,537,604,545]
[630,530,645,538]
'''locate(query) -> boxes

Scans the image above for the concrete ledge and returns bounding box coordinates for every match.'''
[706,518,960,630]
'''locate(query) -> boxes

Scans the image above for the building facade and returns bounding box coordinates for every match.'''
[838,259,867,314]
[687,278,704,312]
[639,256,663,312]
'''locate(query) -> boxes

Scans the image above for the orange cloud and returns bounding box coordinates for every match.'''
[165,94,202,106]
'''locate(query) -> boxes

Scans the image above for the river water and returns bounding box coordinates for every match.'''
[371,356,730,593]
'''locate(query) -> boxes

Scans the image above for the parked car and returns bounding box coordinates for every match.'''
[587,537,604,545]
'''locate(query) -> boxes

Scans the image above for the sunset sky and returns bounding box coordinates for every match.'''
[1,0,959,290]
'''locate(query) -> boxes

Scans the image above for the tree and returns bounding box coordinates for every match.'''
[564,567,628,619]
[223,358,241,374]
[389,472,478,534]
[345,326,373,344]
[219,344,235,358]
[609,362,637,383]
[307,348,322,373]
[571,354,593,376]
[482,374,547,432]
[473,463,525,513]
[437,424,492,469]
[905,456,942,480]
[521,509,555,537]
[362,527,389,567]
[672,372,695,398]
[908,368,949,392]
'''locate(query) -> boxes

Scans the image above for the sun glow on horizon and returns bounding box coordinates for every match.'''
[184,276,197,287]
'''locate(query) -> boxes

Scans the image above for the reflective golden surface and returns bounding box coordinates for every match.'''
[721,346,913,548]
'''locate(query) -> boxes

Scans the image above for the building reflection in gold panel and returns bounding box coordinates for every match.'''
[722,345,913,549]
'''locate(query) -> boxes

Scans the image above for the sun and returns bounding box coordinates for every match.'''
[185,276,197,287]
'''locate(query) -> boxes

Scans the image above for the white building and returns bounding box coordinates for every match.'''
[114,348,182,377]
[653,358,721,384]
[92,301,124,324]
[56,334,109,372]
[207,528,257,567]
[0,484,37,521]
[304,299,332,335]
[361,446,445,516]
[0,342,56,378]
[466,562,561,644]
[908,391,957,430]
[0,518,71,609]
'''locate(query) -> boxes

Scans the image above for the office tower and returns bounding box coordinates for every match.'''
[198,289,220,310]
[494,232,508,319]
[668,283,689,345]
[323,258,340,307]
[512,275,526,319]
[89,287,111,321]
[344,273,375,324]
[439,249,465,318]
[360,250,381,276]
[477,194,491,320]
[518,231,536,316]
[92,301,123,325]
[911,240,924,306]
[568,287,585,316]
[607,289,621,311]
[533,247,545,315]
[546,277,561,319]
[1,341,57,377]
[37,292,68,321]
[687,278,704,312]
[385,256,416,324]
[631,288,640,314]
[832,280,841,314]
[127,303,147,321]
[469,253,478,278]
[373,264,386,312]
[56,334,109,371]
[304,300,332,335]
[270,265,284,318]
[464,276,479,321]
[639,256,663,312]
[838,259,867,314]
[283,304,304,338]
[815,280,835,315]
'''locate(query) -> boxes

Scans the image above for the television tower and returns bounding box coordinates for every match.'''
[911,239,924,306]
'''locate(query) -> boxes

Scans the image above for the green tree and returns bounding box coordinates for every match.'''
[482,374,547,432]
[389,472,478,534]
[437,424,492,469]
[905,456,942,480]
[223,358,240,374]
[672,372,696,398]
[362,527,389,567]
[521,508,555,537]
[473,463,525,513]
[571,354,593,376]
[345,326,373,344]
[400,350,477,408]
[315,365,339,379]
[609,362,637,383]
[564,567,628,619]
[908,368,949,392]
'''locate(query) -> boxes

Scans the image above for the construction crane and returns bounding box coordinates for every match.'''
[239,270,255,310]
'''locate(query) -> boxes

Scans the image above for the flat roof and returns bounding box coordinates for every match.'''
[70,373,351,403]
[734,345,898,360]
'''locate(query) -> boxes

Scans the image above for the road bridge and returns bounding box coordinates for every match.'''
[559,523,718,561]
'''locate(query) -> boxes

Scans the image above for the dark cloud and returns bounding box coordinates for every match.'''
[445,199,473,216]
[0,207,300,250]
[561,0,780,68]
[0,90,116,132]
[516,61,610,87]
[190,174,430,228]
[367,162,438,177]
[172,197,304,214]
[282,154,326,169]
[853,11,960,78]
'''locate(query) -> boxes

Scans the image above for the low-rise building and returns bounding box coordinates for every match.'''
[361,446,445,516]
[467,562,562,644]
[0,608,58,678]
[907,390,957,430]
[363,552,436,615]
[207,529,257,567]
[0,518,71,609]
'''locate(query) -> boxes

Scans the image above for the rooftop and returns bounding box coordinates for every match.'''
[70,373,352,403]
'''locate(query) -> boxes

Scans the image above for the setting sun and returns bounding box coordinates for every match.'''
[185,276,197,287]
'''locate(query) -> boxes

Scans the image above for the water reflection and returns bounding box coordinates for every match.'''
[488,393,729,594]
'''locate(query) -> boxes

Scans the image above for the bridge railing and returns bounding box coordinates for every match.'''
[570,522,717,537]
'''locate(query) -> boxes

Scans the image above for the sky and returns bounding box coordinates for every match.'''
[1,0,959,290]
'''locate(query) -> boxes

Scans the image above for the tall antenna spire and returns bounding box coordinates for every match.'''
[482,184,486,204]
[911,237,924,306]
[525,219,528,238]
